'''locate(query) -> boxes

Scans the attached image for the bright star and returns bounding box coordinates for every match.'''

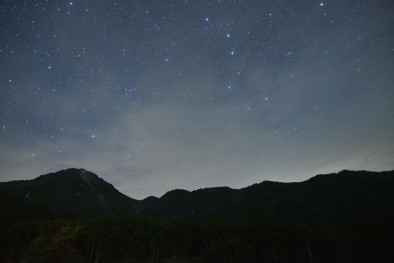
[91,134,95,138]
[205,17,209,22]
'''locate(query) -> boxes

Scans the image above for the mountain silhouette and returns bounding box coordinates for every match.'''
[141,170,394,224]
[0,168,138,221]
[1,168,393,224]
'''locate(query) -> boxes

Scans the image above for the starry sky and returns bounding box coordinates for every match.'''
[1,0,393,199]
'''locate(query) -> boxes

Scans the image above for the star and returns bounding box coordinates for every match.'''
[0,0,392,201]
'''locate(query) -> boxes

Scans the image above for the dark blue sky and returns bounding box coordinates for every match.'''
[1,0,393,198]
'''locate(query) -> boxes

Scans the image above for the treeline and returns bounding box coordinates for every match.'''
[1,217,392,263]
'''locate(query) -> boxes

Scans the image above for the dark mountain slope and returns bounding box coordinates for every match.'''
[0,168,138,221]
[141,170,394,224]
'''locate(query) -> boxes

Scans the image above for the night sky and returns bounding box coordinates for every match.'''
[1,0,393,199]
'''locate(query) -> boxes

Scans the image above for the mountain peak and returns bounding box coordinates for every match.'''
[0,168,138,220]
[78,168,99,185]
[35,168,102,185]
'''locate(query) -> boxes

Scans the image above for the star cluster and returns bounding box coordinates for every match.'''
[1,0,393,198]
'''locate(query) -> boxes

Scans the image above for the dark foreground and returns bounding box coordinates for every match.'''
[1,217,393,263]
[1,169,393,262]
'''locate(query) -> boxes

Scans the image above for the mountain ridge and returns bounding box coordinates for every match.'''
[0,168,393,224]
